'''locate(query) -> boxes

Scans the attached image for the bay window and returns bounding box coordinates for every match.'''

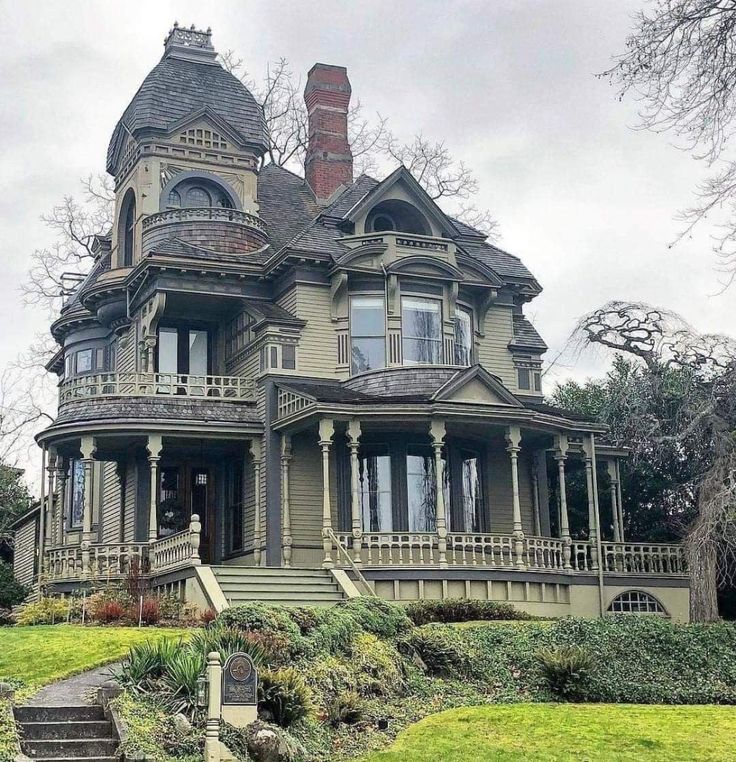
[402,297,442,364]
[351,296,386,374]
[454,306,473,366]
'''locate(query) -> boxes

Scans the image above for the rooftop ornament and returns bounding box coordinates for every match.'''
[163,21,217,63]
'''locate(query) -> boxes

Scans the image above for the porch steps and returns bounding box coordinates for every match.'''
[211,566,346,608]
[14,704,120,761]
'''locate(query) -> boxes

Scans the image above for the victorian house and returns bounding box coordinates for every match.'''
[12,24,690,620]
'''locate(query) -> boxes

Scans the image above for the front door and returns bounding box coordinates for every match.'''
[191,467,214,564]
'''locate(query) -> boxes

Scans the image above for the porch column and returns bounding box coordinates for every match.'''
[146,434,163,543]
[347,419,363,565]
[505,425,526,569]
[430,420,448,568]
[251,438,263,567]
[616,459,625,542]
[554,434,572,570]
[319,418,335,569]
[583,435,599,571]
[38,445,47,581]
[280,434,293,568]
[607,460,621,542]
[55,459,68,547]
[80,436,96,577]
[531,453,542,536]
[45,451,56,547]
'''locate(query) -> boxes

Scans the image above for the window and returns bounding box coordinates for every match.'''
[75,349,93,374]
[157,327,209,376]
[457,449,483,533]
[159,467,186,538]
[186,186,211,207]
[359,446,392,532]
[608,591,666,615]
[454,306,473,366]
[351,296,386,374]
[120,189,136,267]
[402,297,442,365]
[165,177,237,211]
[69,460,85,529]
[517,365,542,393]
[226,460,244,553]
[168,190,182,208]
[406,446,436,532]
[224,312,254,358]
[282,344,296,370]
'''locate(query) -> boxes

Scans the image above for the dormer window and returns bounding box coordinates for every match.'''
[454,306,473,366]
[402,296,442,364]
[365,199,431,236]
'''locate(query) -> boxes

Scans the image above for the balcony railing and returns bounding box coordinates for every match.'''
[59,372,256,405]
[332,532,686,577]
[142,207,267,233]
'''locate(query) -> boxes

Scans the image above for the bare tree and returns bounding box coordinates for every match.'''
[221,52,498,237]
[22,175,114,314]
[605,1,736,279]
[574,300,736,621]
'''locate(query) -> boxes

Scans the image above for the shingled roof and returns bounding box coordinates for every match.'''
[107,26,267,174]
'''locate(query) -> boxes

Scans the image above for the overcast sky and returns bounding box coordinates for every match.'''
[1,1,732,481]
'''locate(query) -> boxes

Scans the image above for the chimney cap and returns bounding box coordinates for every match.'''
[304,62,351,98]
[163,22,217,64]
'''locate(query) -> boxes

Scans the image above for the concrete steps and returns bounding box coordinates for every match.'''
[211,565,346,608]
[14,704,119,761]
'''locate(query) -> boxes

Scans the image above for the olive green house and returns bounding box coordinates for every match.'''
[12,24,690,621]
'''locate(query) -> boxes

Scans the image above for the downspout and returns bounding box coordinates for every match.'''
[37,445,47,595]
[590,433,606,616]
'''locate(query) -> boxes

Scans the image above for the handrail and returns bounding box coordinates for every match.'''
[327,529,377,598]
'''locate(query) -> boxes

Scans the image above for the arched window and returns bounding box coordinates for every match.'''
[607,591,666,615]
[168,190,181,208]
[366,199,431,236]
[162,174,238,211]
[119,190,136,267]
[185,186,211,207]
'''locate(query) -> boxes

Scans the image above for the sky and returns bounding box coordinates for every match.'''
[0,0,732,483]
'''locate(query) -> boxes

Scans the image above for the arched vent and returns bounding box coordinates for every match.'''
[607,591,666,616]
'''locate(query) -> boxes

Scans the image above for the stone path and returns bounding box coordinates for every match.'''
[26,663,120,706]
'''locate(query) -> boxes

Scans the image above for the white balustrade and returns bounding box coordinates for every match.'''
[45,543,148,582]
[150,516,201,574]
[600,542,686,575]
[59,372,255,405]
[524,536,565,571]
[447,534,516,567]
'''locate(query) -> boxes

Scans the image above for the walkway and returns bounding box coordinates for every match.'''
[26,663,120,706]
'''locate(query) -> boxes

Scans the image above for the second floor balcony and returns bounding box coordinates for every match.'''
[58,371,256,406]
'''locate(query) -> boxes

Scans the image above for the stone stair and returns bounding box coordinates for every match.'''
[211,566,346,607]
[14,704,119,761]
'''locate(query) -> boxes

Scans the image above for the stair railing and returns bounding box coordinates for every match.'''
[327,528,377,598]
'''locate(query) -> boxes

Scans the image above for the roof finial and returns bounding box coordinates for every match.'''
[163,22,216,63]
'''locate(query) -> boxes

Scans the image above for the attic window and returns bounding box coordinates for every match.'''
[366,199,431,236]
[372,214,395,232]
[179,128,228,150]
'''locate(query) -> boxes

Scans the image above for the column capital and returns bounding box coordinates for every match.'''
[505,424,522,452]
[318,417,335,445]
[554,432,568,459]
[346,418,362,445]
[146,433,163,459]
[79,435,96,461]
[280,433,292,461]
[429,418,446,445]
[250,437,263,463]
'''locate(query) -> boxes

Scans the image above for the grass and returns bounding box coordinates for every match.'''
[0,625,187,689]
[362,704,736,762]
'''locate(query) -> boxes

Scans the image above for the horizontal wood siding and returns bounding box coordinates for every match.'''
[294,284,337,378]
[13,519,36,587]
[477,305,516,388]
[486,440,535,534]
[123,461,137,543]
[100,462,121,543]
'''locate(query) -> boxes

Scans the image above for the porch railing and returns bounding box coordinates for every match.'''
[331,532,686,577]
[59,372,256,405]
[45,542,149,582]
[150,515,202,574]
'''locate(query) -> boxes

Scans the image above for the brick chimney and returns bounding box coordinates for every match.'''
[304,63,353,202]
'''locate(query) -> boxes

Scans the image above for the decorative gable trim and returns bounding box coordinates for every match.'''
[164,106,250,149]
[432,365,523,407]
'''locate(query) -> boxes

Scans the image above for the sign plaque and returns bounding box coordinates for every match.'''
[221,652,258,727]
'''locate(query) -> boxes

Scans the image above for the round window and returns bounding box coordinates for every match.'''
[372,214,395,232]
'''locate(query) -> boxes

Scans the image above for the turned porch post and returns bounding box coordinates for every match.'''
[531,453,542,536]
[430,419,448,568]
[607,459,621,543]
[146,434,163,543]
[55,459,68,547]
[554,434,572,571]
[251,438,263,567]
[347,419,363,564]
[505,425,526,569]
[583,435,600,571]
[319,418,335,569]
[280,434,293,568]
[80,436,96,576]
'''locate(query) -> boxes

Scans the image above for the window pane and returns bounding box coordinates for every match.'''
[359,450,392,532]
[159,467,186,537]
[460,451,482,533]
[189,330,208,375]
[402,297,442,365]
[407,448,436,532]
[76,350,92,374]
[70,460,85,528]
[282,344,296,370]
[185,186,211,207]
[351,297,385,336]
[454,308,472,366]
[352,337,386,373]
[159,328,178,374]
[518,368,531,391]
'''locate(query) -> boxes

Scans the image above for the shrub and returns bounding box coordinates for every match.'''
[308,607,363,655]
[161,649,206,716]
[0,561,29,610]
[133,597,160,626]
[304,655,356,700]
[201,608,217,627]
[405,598,532,626]
[339,597,413,639]
[259,667,313,728]
[15,597,70,626]
[349,633,404,697]
[156,594,184,622]
[536,645,593,700]
[286,606,320,635]
[325,690,363,727]
[93,599,126,624]
[117,637,183,693]
[402,627,471,677]
[188,625,267,667]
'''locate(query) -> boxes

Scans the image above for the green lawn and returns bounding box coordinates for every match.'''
[362,704,736,762]
[0,625,187,688]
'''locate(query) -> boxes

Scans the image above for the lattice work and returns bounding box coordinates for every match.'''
[179,128,228,149]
